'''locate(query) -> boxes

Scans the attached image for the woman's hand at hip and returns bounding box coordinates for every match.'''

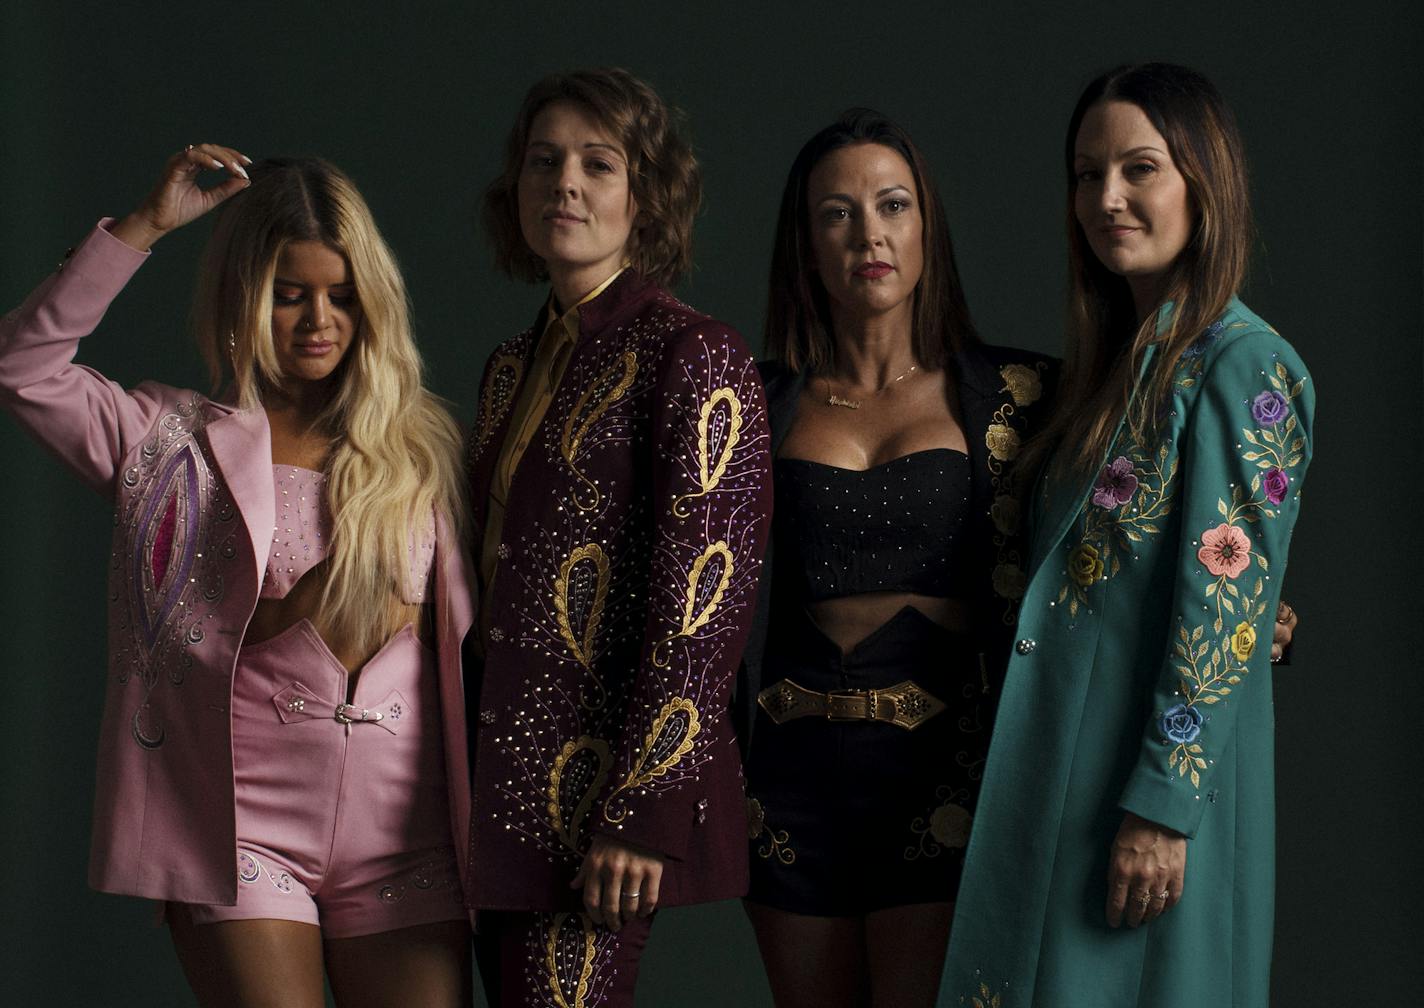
[1106,812,1187,928]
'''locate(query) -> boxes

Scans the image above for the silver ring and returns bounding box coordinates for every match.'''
[1155,890,1169,901]
[1136,892,1153,907]
[620,890,641,899]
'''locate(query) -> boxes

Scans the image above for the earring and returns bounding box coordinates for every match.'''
[228,332,237,357]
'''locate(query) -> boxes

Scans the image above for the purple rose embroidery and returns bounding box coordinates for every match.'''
[1091,456,1138,509]
[1161,703,1204,745]
[1262,467,1289,505]
[1251,390,1290,426]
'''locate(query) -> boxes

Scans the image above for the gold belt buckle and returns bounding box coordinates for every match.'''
[825,689,876,721]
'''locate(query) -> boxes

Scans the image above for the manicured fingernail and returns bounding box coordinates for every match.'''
[211,158,224,169]
[240,155,254,165]
[233,164,249,179]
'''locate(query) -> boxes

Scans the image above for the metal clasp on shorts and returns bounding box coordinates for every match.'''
[333,703,383,724]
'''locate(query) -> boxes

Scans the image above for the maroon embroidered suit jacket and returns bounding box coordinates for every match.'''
[465,272,772,911]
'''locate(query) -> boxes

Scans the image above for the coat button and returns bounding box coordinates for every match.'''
[1015,638,1036,655]
[479,710,497,725]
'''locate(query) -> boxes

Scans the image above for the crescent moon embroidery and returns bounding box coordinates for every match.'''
[672,388,743,517]
[562,351,638,511]
[604,698,701,822]
[653,541,734,667]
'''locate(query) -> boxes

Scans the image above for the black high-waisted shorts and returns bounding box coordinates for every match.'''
[743,604,991,916]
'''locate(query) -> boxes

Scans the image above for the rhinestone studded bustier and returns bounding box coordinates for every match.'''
[261,465,434,603]
[774,449,972,601]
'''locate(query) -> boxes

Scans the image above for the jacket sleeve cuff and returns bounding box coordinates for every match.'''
[1118,772,1209,838]
[66,219,150,290]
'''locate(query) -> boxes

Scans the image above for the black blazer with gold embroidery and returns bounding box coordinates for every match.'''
[736,343,1058,757]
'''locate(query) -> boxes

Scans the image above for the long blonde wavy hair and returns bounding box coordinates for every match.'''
[192,158,467,655]
[1028,63,1252,485]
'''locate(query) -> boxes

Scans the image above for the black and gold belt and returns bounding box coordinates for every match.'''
[757,678,945,731]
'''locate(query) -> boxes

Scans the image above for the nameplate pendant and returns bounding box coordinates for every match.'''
[827,395,861,409]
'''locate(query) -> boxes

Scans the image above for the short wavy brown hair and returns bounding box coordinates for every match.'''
[484,67,701,288]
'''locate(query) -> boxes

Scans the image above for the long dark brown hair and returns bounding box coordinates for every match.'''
[1035,63,1252,480]
[764,108,978,372]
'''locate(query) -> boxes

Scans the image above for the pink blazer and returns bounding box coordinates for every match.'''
[0,223,477,905]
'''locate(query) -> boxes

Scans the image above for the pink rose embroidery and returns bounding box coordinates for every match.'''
[1262,467,1289,505]
[1091,455,1139,509]
[1197,523,1252,578]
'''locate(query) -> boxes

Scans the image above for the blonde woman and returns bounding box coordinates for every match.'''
[0,147,475,1006]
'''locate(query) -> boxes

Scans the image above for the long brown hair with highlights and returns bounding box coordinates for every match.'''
[764,108,978,373]
[1032,63,1252,482]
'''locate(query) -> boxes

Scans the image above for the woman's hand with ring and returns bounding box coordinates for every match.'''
[1106,812,1186,928]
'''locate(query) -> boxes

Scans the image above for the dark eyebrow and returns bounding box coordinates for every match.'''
[526,139,625,159]
[273,277,354,287]
[815,184,913,207]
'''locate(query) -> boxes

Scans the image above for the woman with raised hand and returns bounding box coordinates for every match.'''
[939,63,1314,1007]
[0,147,476,1006]
[464,68,772,1007]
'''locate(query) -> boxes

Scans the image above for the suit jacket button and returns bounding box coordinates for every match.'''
[1015,638,1036,655]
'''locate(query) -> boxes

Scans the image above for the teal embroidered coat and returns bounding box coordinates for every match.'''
[939,299,1314,1008]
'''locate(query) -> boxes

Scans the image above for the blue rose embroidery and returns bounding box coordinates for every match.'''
[1161,703,1203,744]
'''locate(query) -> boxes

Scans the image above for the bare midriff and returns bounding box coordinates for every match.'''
[806,591,971,655]
[244,561,431,690]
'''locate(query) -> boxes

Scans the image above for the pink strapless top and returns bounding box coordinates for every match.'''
[261,465,435,604]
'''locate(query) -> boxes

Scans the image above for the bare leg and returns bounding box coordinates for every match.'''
[864,901,954,1008]
[744,900,869,1008]
[168,905,326,1008]
[324,920,472,1008]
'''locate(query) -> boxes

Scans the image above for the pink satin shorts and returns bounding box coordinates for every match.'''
[185,620,465,939]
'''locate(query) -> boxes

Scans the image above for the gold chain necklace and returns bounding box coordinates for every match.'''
[822,363,919,409]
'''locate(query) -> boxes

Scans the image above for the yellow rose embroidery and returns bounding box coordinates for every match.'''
[928,802,972,848]
[985,423,1021,462]
[1230,621,1257,662]
[990,493,1020,534]
[1069,542,1104,587]
[1000,363,1043,406]
[991,563,1026,600]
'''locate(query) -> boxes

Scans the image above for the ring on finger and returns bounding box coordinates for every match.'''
[1153,890,1169,902]
[621,890,641,900]
[1136,892,1153,907]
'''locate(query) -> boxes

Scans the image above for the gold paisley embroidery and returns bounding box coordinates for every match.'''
[985,423,1021,461]
[544,912,596,1008]
[553,544,611,708]
[547,736,613,850]
[471,353,524,457]
[561,350,637,511]
[604,698,701,820]
[964,980,1007,1008]
[653,541,734,666]
[672,387,743,517]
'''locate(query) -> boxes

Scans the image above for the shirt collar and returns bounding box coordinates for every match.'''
[544,265,630,335]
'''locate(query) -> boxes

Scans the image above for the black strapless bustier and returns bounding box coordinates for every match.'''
[773,448,972,601]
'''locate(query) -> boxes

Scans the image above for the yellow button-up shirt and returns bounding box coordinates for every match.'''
[478,268,626,637]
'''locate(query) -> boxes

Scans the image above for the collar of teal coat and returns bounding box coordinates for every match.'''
[1028,311,1172,575]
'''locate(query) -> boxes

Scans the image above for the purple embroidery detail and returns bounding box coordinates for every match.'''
[1251,389,1290,426]
[151,494,177,587]
[1262,467,1289,505]
[1091,456,1138,509]
[131,442,201,651]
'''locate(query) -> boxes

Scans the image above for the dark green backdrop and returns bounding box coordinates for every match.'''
[2,1,1419,1004]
